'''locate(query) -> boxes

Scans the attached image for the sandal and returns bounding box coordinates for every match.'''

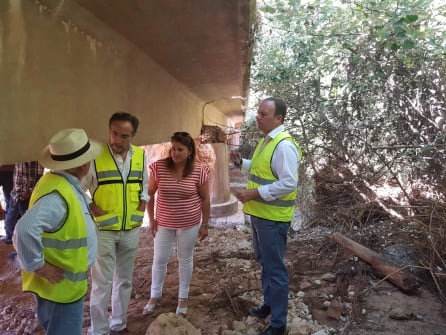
[142,298,160,315]
[176,298,188,316]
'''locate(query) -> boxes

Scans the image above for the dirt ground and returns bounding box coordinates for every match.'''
[1,169,445,334]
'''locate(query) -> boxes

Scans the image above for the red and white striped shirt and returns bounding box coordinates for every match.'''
[150,159,210,229]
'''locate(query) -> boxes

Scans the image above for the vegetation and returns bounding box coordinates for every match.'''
[240,0,446,299]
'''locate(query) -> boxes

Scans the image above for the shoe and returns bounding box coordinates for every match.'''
[176,298,188,316]
[258,325,286,335]
[142,298,160,315]
[248,304,271,318]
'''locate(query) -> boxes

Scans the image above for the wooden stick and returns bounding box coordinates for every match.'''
[331,232,422,294]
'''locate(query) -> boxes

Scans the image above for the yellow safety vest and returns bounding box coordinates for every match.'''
[243,132,301,222]
[22,173,89,303]
[92,144,145,230]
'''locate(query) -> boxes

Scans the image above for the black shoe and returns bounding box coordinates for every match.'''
[248,304,271,318]
[258,325,286,335]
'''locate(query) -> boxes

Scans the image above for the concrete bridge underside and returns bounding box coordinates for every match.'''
[0,0,254,216]
[0,0,255,163]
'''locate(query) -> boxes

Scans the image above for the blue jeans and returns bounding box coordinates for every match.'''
[35,295,84,335]
[4,198,29,241]
[251,216,290,328]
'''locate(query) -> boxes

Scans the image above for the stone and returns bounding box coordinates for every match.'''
[145,312,201,335]
[327,300,343,320]
[320,273,336,282]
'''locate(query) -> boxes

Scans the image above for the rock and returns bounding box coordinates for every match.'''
[232,320,246,332]
[145,312,201,335]
[296,291,306,298]
[312,329,331,335]
[327,300,343,320]
[389,307,413,320]
[320,273,336,282]
[297,279,313,291]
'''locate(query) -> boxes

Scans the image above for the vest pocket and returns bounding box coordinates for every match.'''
[129,209,145,228]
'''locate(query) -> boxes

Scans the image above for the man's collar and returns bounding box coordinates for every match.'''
[267,125,285,139]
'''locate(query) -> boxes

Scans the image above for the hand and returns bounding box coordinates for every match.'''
[137,200,146,212]
[198,225,208,241]
[236,189,260,203]
[0,204,4,221]
[150,219,158,237]
[229,151,242,169]
[89,203,107,217]
[34,262,64,284]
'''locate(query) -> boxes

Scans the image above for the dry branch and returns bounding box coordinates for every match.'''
[331,232,422,294]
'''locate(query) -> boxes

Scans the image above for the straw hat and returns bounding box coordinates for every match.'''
[40,128,102,170]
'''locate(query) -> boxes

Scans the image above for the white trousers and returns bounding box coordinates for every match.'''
[150,225,200,299]
[88,227,140,335]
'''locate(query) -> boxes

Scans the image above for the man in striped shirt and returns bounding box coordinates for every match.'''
[2,161,44,245]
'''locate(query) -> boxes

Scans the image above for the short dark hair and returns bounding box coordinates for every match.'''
[109,112,139,133]
[264,97,287,121]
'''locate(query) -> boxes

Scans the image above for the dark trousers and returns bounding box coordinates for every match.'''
[251,216,290,329]
[4,198,30,241]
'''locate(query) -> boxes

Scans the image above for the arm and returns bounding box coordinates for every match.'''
[147,164,158,237]
[229,151,251,172]
[14,162,43,200]
[0,202,4,221]
[13,192,67,283]
[197,172,211,241]
[138,152,150,211]
[81,160,108,217]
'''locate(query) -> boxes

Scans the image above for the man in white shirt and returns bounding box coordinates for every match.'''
[231,98,301,335]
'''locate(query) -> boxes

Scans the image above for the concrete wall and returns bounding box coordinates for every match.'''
[0,0,227,163]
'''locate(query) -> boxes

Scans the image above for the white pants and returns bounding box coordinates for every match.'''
[88,227,140,335]
[150,225,200,299]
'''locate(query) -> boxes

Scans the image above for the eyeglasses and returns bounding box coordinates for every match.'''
[173,131,190,137]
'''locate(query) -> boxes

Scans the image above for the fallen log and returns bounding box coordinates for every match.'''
[331,232,422,294]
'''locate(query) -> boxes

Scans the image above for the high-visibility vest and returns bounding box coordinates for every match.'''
[92,144,145,230]
[22,173,89,303]
[243,132,301,222]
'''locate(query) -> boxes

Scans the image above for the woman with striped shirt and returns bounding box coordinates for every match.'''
[143,131,210,316]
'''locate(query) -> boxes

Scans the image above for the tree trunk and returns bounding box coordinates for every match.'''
[331,232,422,294]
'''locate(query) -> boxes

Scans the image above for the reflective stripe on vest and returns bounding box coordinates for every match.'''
[93,144,145,230]
[243,132,300,222]
[22,173,89,303]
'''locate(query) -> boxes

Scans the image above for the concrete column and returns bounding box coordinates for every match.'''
[209,143,238,217]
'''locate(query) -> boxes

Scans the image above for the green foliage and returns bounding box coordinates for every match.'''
[246,0,446,199]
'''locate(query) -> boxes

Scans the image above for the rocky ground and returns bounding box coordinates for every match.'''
[0,169,445,334]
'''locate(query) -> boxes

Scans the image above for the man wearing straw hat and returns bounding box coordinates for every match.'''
[13,128,102,335]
